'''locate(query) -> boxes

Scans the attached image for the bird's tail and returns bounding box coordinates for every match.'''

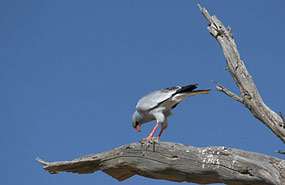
[188,89,211,96]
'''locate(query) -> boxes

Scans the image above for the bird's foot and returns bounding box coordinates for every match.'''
[141,136,159,143]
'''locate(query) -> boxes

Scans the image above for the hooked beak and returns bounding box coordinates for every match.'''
[135,124,141,132]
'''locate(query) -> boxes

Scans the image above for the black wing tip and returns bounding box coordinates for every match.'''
[164,84,211,94]
[176,84,198,94]
[184,84,199,88]
[164,86,180,91]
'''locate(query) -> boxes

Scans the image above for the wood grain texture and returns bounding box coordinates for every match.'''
[198,4,285,143]
[37,142,285,185]
[37,5,285,185]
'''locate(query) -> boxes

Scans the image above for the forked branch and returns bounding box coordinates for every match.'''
[198,4,285,143]
[37,5,285,185]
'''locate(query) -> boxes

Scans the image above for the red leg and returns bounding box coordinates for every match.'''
[157,128,165,139]
[142,122,159,140]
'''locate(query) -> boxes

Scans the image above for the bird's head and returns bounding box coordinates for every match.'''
[132,111,142,132]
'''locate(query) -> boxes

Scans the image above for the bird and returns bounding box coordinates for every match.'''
[132,84,210,140]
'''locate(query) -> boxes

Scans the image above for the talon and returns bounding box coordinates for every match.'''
[141,136,159,144]
[142,136,155,141]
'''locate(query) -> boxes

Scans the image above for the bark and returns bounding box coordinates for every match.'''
[37,5,285,185]
[198,4,285,143]
[37,141,285,185]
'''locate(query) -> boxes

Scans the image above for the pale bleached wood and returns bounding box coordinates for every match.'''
[37,5,285,185]
[37,142,285,185]
[198,4,285,143]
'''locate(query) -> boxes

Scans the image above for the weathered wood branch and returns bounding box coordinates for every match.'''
[198,5,285,143]
[37,142,285,185]
[37,5,285,185]
[212,80,243,104]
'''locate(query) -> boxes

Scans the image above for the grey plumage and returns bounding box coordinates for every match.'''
[132,84,210,139]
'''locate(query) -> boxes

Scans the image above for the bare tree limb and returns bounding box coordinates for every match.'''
[37,142,285,185]
[212,80,243,104]
[37,5,285,185]
[280,112,285,125]
[198,4,285,143]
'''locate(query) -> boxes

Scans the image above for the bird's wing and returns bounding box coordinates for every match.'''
[136,86,181,112]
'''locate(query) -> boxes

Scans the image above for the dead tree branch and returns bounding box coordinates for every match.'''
[198,4,285,143]
[37,5,285,185]
[212,80,243,104]
[37,142,285,185]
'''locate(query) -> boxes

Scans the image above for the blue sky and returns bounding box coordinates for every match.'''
[1,1,284,185]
